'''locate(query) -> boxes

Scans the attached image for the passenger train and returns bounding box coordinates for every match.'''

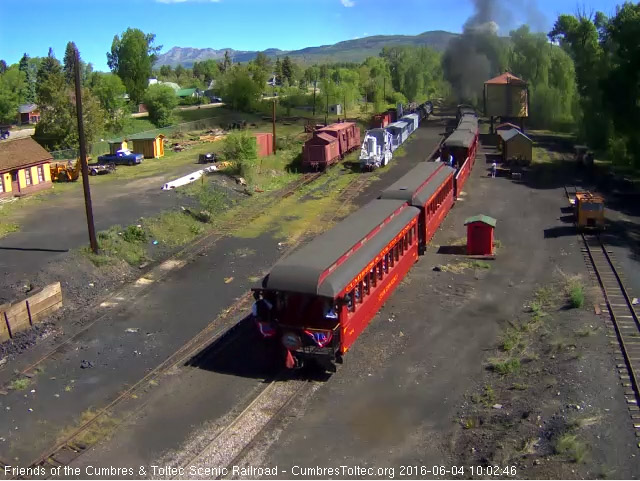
[254,105,479,371]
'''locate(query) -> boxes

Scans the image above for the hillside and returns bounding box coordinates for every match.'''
[155,30,457,67]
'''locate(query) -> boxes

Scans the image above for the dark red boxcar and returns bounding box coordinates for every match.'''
[317,122,361,159]
[371,112,392,129]
[254,132,273,158]
[302,132,340,170]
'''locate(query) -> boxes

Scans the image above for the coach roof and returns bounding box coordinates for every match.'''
[379,162,455,206]
[444,129,476,149]
[260,199,416,297]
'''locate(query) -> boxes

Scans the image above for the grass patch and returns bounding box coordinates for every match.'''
[85,225,148,267]
[9,377,30,390]
[554,433,589,463]
[233,247,255,257]
[500,327,525,352]
[145,211,205,248]
[0,221,19,238]
[472,260,491,270]
[565,276,585,308]
[57,409,119,447]
[489,358,521,375]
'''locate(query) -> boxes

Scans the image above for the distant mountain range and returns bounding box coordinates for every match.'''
[155,31,458,67]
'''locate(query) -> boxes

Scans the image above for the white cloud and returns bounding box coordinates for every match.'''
[340,0,355,7]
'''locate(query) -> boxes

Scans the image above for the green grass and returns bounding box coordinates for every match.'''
[489,358,521,375]
[471,260,491,269]
[85,225,149,267]
[500,327,524,352]
[554,434,589,463]
[565,276,585,308]
[144,211,205,248]
[0,221,19,239]
[9,378,30,390]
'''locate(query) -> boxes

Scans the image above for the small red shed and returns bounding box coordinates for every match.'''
[254,133,274,158]
[465,215,497,255]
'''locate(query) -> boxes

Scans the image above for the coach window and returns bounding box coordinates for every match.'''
[370,269,376,288]
[346,290,354,312]
[383,254,389,272]
[394,243,400,261]
[377,261,383,280]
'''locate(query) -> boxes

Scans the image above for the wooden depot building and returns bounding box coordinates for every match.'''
[0,137,52,198]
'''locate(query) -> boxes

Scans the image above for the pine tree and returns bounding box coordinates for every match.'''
[18,53,36,103]
[63,41,78,84]
[274,58,282,86]
[281,56,293,86]
[222,51,232,73]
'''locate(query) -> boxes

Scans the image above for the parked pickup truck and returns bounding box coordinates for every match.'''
[97,149,143,166]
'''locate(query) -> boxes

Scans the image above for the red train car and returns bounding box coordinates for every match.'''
[444,115,479,198]
[371,112,392,129]
[252,199,419,371]
[379,162,456,252]
[302,132,341,171]
[317,122,361,159]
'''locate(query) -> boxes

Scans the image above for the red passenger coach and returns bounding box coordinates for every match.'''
[253,199,420,371]
[444,115,479,198]
[380,162,456,252]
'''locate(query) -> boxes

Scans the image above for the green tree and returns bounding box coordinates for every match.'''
[221,51,232,73]
[143,84,178,127]
[36,48,63,106]
[220,66,260,111]
[0,66,26,123]
[222,130,258,182]
[602,2,640,166]
[90,72,127,131]
[281,56,294,85]
[19,53,36,103]
[274,57,282,86]
[107,28,161,104]
[159,65,172,78]
[63,41,78,84]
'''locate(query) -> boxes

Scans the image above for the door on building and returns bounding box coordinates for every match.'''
[11,170,19,193]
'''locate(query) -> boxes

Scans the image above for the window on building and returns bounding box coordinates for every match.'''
[24,169,32,186]
[0,177,4,193]
[37,166,44,183]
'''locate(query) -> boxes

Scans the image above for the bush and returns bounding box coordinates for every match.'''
[221,131,258,181]
[143,84,179,127]
[565,276,585,308]
[122,225,147,243]
[179,96,201,106]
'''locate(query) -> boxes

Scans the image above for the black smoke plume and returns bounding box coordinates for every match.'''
[443,0,545,104]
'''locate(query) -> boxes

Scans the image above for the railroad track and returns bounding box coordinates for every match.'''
[564,186,640,442]
[581,233,640,437]
[15,170,372,479]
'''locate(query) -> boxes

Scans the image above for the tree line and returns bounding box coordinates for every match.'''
[0,3,638,167]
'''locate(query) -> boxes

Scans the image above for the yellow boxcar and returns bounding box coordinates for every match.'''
[575,192,605,230]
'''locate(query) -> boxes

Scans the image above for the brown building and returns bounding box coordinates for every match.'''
[0,138,53,198]
[17,103,40,125]
[498,128,533,164]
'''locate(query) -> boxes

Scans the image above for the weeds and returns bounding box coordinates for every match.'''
[9,378,30,390]
[500,327,524,352]
[470,384,497,406]
[554,433,589,463]
[489,358,521,375]
[0,221,19,239]
[472,260,491,270]
[57,409,119,447]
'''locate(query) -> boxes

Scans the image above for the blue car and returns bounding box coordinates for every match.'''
[97,149,143,166]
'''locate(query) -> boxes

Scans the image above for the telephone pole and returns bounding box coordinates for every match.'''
[312,78,317,117]
[272,100,277,154]
[383,77,386,105]
[325,89,329,125]
[74,47,98,254]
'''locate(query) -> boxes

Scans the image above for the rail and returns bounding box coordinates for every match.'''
[14,166,372,478]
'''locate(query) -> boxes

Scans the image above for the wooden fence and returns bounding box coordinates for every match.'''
[0,282,62,342]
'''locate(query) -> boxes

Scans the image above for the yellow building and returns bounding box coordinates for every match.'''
[130,134,165,159]
[484,72,529,118]
[108,139,129,154]
[0,137,52,198]
[498,128,533,164]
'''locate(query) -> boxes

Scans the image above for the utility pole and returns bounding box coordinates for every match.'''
[383,77,386,105]
[74,47,98,254]
[325,89,329,125]
[343,94,346,119]
[272,99,277,154]
[312,78,317,117]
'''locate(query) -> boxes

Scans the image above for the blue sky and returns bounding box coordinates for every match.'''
[0,0,620,71]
